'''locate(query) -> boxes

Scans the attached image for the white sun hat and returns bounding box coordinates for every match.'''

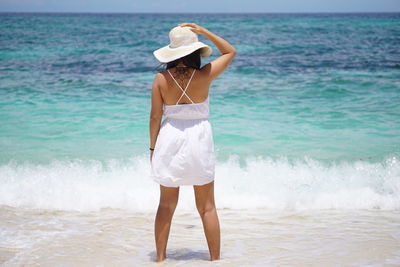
[153,26,213,63]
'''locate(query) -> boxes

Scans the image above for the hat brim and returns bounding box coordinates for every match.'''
[153,41,212,63]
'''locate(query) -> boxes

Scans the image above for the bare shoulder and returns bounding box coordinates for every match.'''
[199,63,212,75]
[156,71,166,79]
[154,71,167,85]
[198,63,213,82]
[200,51,236,81]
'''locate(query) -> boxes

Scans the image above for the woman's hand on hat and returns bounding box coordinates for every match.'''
[178,23,205,35]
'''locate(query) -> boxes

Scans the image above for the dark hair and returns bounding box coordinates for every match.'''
[155,48,201,72]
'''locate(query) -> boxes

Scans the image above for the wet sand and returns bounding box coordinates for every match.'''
[1,206,399,266]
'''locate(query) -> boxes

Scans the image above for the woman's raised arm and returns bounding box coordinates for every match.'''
[179,23,236,80]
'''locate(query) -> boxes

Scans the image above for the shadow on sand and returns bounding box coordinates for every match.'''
[149,248,210,262]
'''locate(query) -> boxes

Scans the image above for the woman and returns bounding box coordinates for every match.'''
[149,22,236,262]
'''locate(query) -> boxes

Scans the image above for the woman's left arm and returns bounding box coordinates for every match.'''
[149,73,163,161]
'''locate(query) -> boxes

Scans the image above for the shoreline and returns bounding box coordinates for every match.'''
[1,206,399,265]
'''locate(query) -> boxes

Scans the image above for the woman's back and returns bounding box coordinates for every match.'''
[162,67,210,120]
[158,64,214,106]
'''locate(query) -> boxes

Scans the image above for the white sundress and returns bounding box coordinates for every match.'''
[150,68,216,187]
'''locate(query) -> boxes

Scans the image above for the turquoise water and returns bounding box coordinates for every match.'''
[0,13,399,211]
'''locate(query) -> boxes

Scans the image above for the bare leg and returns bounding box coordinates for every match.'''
[194,181,220,261]
[154,185,179,262]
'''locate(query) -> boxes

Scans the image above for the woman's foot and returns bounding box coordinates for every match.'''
[155,255,166,262]
[210,256,220,261]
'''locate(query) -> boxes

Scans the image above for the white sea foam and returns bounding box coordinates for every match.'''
[0,155,399,212]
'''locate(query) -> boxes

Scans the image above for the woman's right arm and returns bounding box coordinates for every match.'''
[179,23,236,80]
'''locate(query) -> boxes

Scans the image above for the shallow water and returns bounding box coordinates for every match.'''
[1,206,399,266]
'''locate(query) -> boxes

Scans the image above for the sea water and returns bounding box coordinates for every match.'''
[0,12,399,265]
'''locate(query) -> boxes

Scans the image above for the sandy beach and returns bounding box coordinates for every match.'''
[1,205,399,266]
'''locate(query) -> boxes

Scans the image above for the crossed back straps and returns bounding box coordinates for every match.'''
[167,69,196,105]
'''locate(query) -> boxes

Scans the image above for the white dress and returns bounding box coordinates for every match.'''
[150,69,216,187]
